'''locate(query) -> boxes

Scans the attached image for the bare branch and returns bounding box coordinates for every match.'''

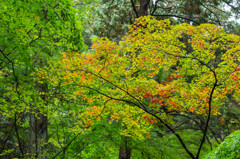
[130,0,139,18]
[153,14,200,25]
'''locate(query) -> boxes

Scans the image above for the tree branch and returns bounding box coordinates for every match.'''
[196,70,218,158]
[153,14,200,25]
[130,0,139,18]
[14,113,24,158]
[73,83,196,159]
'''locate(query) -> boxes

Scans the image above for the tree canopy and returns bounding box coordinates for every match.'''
[39,15,240,158]
[1,1,240,159]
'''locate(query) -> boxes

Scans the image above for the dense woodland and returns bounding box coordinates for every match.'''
[1,0,240,158]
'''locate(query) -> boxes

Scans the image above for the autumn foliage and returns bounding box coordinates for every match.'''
[39,16,240,141]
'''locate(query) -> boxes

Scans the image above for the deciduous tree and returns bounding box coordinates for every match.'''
[0,0,83,158]
[42,16,240,158]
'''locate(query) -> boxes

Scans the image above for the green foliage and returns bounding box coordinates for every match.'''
[82,0,134,44]
[0,0,84,157]
[0,0,84,115]
[204,130,240,159]
[130,129,213,159]
[1,0,240,158]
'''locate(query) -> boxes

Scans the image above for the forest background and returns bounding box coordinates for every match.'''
[1,0,240,158]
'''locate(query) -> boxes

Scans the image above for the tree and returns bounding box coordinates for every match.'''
[0,0,83,158]
[41,16,240,158]
[131,0,240,26]
[204,130,240,159]
[83,0,240,48]
[82,1,240,148]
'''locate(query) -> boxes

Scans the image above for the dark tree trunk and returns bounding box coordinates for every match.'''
[119,146,131,159]
[139,0,150,16]
[28,82,48,158]
[28,111,48,159]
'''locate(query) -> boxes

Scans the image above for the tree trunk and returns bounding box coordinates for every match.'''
[139,0,150,16]
[119,146,131,159]
[28,111,48,159]
[28,82,48,158]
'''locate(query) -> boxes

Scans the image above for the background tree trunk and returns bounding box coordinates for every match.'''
[28,111,48,159]
[119,146,131,159]
[28,81,48,158]
[139,0,150,16]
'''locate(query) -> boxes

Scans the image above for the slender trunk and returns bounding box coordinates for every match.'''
[62,148,66,159]
[28,81,48,158]
[28,111,36,158]
[28,111,48,159]
[219,129,225,142]
[119,146,131,159]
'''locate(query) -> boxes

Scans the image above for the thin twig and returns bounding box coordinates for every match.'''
[153,14,200,25]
